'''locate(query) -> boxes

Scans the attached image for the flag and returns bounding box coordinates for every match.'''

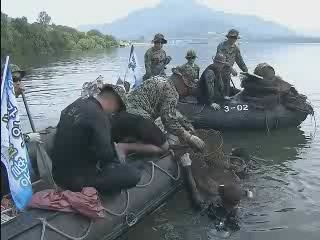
[124,45,142,91]
[1,56,32,210]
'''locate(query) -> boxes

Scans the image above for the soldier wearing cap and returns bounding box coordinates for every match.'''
[10,64,26,98]
[127,67,206,208]
[216,29,248,97]
[197,53,228,110]
[143,33,172,81]
[181,49,200,81]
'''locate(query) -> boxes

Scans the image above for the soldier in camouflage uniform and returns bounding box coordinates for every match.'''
[127,66,206,208]
[197,53,228,110]
[181,49,200,81]
[216,29,248,97]
[143,33,172,81]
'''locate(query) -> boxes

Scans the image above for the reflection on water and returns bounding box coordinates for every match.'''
[12,42,320,240]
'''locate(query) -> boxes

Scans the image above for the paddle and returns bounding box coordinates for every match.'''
[21,92,56,188]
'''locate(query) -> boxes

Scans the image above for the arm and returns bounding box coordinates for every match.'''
[205,69,216,103]
[144,50,152,77]
[235,48,248,72]
[196,65,200,80]
[216,42,224,55]
[88,113,118,164]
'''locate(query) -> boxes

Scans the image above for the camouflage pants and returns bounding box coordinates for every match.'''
[127,106,180,146]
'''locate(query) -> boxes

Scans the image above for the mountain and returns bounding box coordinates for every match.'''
[79,0,298,40]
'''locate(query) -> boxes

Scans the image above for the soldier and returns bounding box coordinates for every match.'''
[181,49,200,81]
[216,29,248,97]
[80,79,170,158]
[197,53,228,110]
[127,67,206,208]
[143,33,172,80]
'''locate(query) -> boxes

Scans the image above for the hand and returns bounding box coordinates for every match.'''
[180,153,192,167]
[224,96,231,100]
[189,135,205,151]
[231,68,238,76]
[210,103,221,110]
[114,143,126,164]
[26,133,42,143]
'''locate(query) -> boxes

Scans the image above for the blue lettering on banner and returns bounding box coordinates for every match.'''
[10,157,31,188]
[7,100,18,119]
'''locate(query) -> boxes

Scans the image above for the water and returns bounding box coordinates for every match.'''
[13,42,320,239]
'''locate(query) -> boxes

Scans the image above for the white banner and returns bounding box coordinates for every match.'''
[1,57,32,210]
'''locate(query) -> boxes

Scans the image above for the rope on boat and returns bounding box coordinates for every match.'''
[39,217,93,240]
[37,154,181,239]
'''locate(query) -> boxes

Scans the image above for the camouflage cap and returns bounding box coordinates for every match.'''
[99,83,127,111]
[152,33,167,44]
[185,49,197,59]
[213,53,228,64]
[226,29,240,39]
[10,64,26,78]
[172,65,197,88]
[253,63,275,80]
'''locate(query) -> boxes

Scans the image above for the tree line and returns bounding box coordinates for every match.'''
[1,11,119,57]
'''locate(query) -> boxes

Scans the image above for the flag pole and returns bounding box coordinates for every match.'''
[1,56,10,98]
[123,44,134,83]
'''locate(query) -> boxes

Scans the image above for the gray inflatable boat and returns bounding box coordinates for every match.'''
[178,96,312,130]
[1,127,182,240]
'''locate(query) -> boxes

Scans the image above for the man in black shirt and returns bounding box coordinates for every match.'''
[52,84,143,192]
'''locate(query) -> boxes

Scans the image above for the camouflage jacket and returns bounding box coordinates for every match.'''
[144,47,171,80]
[181,62,200,80]
[127,76,187,139]
[216,41,248,72]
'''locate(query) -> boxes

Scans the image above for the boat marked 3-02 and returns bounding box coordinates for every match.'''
[224,104,249,112]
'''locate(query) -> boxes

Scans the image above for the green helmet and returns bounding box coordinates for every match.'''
[172,64,197,88]
[253,63,275,80]
[10,64,26,78]
[185,49,197,59]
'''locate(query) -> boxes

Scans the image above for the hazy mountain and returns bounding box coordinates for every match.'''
[79,0,298,40]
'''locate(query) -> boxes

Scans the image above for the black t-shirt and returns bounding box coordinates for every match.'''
[52,97,117,181]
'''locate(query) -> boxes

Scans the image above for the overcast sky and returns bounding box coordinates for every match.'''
[2,0,320,35]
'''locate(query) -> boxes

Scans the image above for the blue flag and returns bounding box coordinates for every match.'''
[1,56,32,210]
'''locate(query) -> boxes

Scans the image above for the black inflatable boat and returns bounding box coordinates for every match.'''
[1,127,182,240]
[178,95,312,130]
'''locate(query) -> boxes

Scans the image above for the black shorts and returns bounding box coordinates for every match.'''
[54,162,143,193]
[111,112,166,147]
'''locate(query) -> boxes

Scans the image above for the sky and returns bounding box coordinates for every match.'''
[2,0,320,35]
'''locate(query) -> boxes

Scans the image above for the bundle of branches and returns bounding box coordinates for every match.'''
[240,75,313,114]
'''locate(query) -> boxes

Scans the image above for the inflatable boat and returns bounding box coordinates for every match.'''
[1,127,182,240]
[178,95,313,130]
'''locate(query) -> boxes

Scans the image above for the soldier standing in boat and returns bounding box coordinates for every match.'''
[216,29,248,97]
[143,33,172,81]
[181,49,200,81]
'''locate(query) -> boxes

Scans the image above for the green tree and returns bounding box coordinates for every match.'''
[87,29,104,38]
[37,11,51,26]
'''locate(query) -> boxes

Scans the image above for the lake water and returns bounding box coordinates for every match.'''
[14,42,320,240]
